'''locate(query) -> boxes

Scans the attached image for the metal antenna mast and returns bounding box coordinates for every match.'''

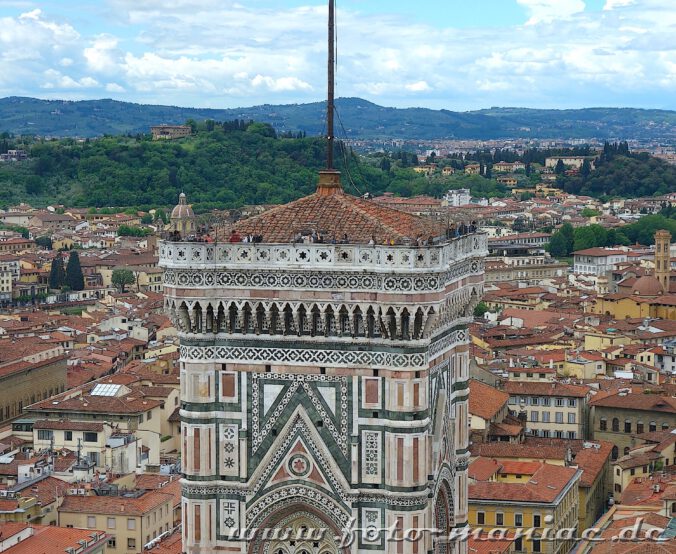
[327,0,336,170]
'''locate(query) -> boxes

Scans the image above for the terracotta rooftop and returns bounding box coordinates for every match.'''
[468,380,509,421]
[468,457,502,481]
[469,463,579,503]
[503,380,590,398]
[590,391,676,413]
[229,184,447,244]
[2,524,107,554]
[59,489,173,516]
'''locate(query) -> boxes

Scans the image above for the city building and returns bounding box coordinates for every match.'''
[0,523,107,553]
[443,188,471,207]
[590,389,676,461]
[504,381,592,439]
[160,173,487,552]
[58,489,173,552]
[468,461,581,553]
[573,248,628,276]
[151,125,192,140]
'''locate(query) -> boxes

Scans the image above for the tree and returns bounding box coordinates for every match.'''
[112,268,135,293]
[49,255,66,289]
[580,208,600,218]
[473,301,489,318]
[559,223,575,255]
[35,236,52,249]
[65,251,85,291]
[548,232,569,257]
[141,214,153,225]
[555,159,565,175]
[580,158,592,179]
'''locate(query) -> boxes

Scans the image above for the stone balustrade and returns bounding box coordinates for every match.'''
[159,233,487,272]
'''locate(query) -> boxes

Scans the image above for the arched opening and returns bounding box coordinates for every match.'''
[283,304,294,335]
[310,305,321,337]
[269,304,280,335]
[247,502,347,554]
[338,306,349,336]
[433,480,453,554]
[255,304,266,335]
[366,307,376,338]
[242,303,253,334]
[324,306,335,337]
[205,304,214,333]
[386,307,396,339]
[228,303,237,333]
[352,306,363,337]
[216,303,226,333]
[401,308,410,340]
[413,307,424,339]
[192,302,203,333]
[611,445,618,460]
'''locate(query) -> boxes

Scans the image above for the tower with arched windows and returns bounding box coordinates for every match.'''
[160,170,486,553]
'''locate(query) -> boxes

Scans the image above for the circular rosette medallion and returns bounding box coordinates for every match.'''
[287,453,312,477]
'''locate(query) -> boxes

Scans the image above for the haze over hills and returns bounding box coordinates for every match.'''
[1,96,675,141]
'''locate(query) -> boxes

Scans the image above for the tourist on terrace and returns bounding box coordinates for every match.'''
[229,230,241,243]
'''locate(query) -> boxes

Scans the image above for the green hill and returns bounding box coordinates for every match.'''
[1,96,675,141]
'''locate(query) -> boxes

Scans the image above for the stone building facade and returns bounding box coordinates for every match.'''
[160,173,487,553]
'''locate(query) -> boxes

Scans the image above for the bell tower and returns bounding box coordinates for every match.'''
[655,229,671,293]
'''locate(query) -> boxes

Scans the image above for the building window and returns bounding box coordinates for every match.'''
[477,512,485,525]
[650,421,657,432]
[127,518,135,530]
[530,411,539,423]
[555,398,564,407]
[147,410,152,420]
[568,413,576,424]
[624,420,631,433]
[533,514,541,527]
[496,513,504,526]
[542,397,550,407]
[515,513,523,527]
[636,421,644,434]
[127,538,136,549]
[568,431,576,439]
[542,412,550,423]
[600,418,607,431]
[611,446,618,460]
[107,537,116,548]
[107,517,115,529]
[662,423,669,431]
[555,412,563,424]
[83,432,98,443]
[533,539,541,552]
[568,398,577,407]
[37,429,53,440]
[630,468,635,476]
[612,418,620,432]
[87,516,96,528]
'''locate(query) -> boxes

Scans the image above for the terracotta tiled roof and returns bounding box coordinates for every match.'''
[468,457,502,481]
[59,489,173,516]
[230,189,447,243]
[33,420,104,432]
[503,380,590,398]
[468,380,509,421]
[20,476,70,507]
[469,463,579,503]
[590,391,676,413]
[573,247,627,256]
[2,524,107,554]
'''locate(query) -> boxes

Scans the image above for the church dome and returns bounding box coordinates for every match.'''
[632,275,663,296]
[171,192,194,220]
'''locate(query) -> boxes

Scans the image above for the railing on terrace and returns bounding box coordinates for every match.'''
[159,233,488,271]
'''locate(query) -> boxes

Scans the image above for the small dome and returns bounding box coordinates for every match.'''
[171,192,194,220]
[632,275,663,296]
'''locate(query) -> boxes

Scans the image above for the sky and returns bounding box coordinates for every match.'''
[0,0,675,111]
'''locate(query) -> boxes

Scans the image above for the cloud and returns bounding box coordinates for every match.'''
[516,0,586,24]
[0,1,674,110]
[84,35,121,73]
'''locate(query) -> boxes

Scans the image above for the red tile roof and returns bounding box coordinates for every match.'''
[468,457,502,481]
[469,463,579,503]
[503,380,590,398]
[2,524,107,554]
[59,489,173,516]
[230,188,447,243]
[468,380,509,421]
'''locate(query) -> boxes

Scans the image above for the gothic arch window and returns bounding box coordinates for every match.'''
[612,418,619,432]
[611,446,618,460]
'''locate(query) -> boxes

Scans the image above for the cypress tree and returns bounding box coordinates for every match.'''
[65,251,85,291]
[49,255,66,289]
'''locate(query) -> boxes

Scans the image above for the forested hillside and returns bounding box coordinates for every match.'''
[1,96,675,141]
[0,126,672,211]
